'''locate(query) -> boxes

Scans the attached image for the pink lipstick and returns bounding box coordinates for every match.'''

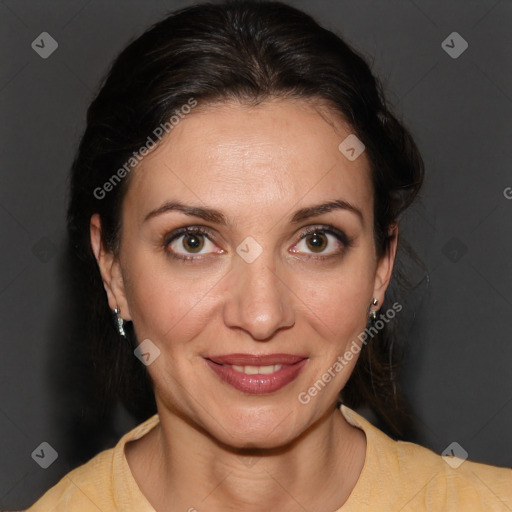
[204,353,308,394]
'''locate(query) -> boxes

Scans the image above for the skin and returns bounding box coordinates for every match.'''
[90,98,398,512]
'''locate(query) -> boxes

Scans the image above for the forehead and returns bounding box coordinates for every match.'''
[124,99,373,227]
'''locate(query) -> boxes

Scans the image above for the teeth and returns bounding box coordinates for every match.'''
[231,364,282,374]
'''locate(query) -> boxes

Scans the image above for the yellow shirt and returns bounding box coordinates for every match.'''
[20,405,512,511]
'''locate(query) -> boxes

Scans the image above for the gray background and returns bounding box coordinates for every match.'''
[1,0,511,509]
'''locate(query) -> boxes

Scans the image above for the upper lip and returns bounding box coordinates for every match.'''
[206,354,307,366]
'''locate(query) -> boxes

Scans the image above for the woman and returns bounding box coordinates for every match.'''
[22,1,512,511]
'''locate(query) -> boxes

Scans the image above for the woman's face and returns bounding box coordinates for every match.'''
[92,99,397,449]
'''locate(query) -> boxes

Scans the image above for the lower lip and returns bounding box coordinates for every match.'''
[205,359,308,394]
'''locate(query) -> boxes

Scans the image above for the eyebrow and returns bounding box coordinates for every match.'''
[290,199,364,226]
[143,199,364,226]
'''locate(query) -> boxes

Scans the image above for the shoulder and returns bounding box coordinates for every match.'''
[21,447,116,511]
[341,405,512,511]
[395,438,512,509]
[20,414,160,512]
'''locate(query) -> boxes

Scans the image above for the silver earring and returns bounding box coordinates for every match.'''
[114,306,126,338]
[369,298,379,322]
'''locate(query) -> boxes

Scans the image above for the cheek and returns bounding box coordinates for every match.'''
[123,250,222,343]
[296,256,376,339]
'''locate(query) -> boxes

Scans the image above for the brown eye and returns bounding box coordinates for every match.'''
[290,225,352,258]
[305,232,328,253]
[164,226,221,261]
[182,232,205,253]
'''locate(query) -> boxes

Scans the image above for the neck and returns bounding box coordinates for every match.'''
[128,403,366,512]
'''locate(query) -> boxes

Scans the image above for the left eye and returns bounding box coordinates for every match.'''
[167,229,218,257]
[291,229,345,256]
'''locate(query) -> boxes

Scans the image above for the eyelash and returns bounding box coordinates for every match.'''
[162,224,354,263]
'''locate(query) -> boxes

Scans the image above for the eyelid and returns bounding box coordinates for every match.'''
[163,225,217,244]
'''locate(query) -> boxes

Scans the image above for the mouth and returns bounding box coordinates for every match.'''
[204,353,308,394]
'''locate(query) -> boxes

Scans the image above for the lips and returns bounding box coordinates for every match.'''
[204,353,308,394]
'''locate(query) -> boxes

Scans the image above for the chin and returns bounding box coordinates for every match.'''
[221,426,300,451]
[206,402,305,450]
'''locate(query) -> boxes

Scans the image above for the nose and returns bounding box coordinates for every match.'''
[222,246,295,341]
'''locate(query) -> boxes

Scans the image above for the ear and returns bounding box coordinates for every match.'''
[89,213,132,321]
[372,223,398,305]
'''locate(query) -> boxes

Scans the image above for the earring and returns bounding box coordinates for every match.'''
[113,306,126,338]
[369,298,379,322]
